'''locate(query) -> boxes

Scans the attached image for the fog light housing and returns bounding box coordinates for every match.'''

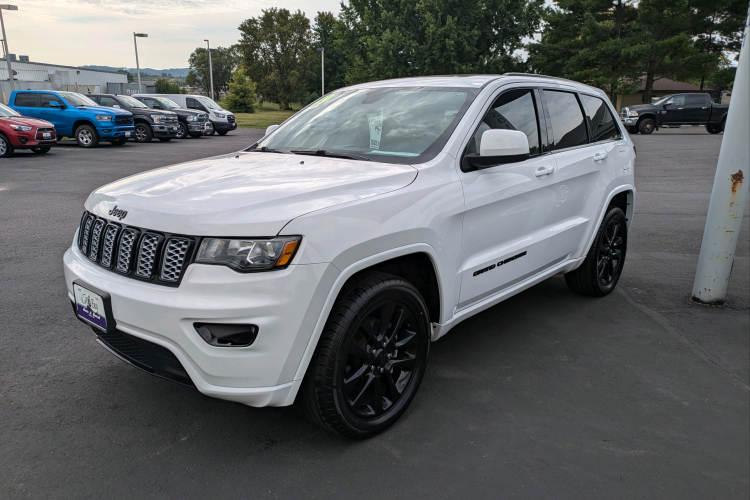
[194,323,259,347]
[18,137,28,144]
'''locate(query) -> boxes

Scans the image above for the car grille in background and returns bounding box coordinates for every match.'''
[227,115,236,124]
[115,116,134,125]
[77,211,196,287]
[166,115,178,124]
[620,108,628,119]
[197,114,207,122]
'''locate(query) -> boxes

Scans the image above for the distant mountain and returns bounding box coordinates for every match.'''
[82,65,191,78]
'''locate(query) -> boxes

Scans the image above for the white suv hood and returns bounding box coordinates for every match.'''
[85,152,417,236]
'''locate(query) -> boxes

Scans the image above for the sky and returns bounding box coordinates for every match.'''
[4,0,342,69]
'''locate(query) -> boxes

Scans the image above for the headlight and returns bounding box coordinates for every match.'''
[196,236,301,271]
[10,124,33,131]
[214,112,226,119]
[628,110,639,117]
[95,115,112,122]
[151,114,166,123]
[186,115,198,122]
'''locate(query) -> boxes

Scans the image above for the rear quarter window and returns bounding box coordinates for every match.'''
[14,93,38,107]
[580,94,621,142]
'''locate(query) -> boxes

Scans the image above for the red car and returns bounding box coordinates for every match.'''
[0,102,57,157]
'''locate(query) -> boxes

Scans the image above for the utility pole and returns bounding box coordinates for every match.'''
[204,39,214,100]
[133,32,148,93]
[0,4,18,96]
[316,47,324,96]
[691,2,750,304]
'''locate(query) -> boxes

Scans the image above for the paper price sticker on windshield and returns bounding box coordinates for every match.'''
[368,112,382,150]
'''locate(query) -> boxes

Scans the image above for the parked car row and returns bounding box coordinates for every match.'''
[0,90,237,157]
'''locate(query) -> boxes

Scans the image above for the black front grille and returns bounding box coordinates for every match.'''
[227,115,236,124]
[166,115,178,124]
[77,211,196,287]
[96,328,193,386]
[115,116,134,125]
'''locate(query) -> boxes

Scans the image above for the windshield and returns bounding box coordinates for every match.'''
[255,87,477,164]
[59,92,98,107]
[198,97,222,110]
[155,97,181,109]
[0,103,21,117]
[653,95,674,105]
[119,95,147,108]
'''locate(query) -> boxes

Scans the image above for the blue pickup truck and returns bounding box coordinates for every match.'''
[8,90,135,147]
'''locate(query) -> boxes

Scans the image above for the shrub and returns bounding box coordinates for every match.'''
[224,69,258,113]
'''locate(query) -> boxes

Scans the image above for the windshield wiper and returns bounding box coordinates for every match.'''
[248,146,294,154]
[291,149,371,161]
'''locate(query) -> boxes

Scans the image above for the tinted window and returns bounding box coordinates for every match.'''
[685,94,708,106]
[186,97,202,110]
[467,89,540,156]
[40,94,64,108]
[96,96,120,107]
[14,93,38,107]
[143,98,163,109]
[670,95,685,106]
[580,94,620,142]
[543,90,588,150]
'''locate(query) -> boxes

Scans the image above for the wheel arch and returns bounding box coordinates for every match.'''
[72,119,96,133]
[579,185,635,264]
[637,113,658,128]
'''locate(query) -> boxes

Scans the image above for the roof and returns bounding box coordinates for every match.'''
[0,58,127,76]
[638,76,711,92]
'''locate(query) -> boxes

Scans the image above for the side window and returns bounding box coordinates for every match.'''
[467,89,540,157]
[670,95,685,106]
[14,93,38,107]
[543,90,588,150]
[186,98,205,111]
[685,94,707,106]
[97,96,120,107]
[580,94,620,142]
[40,94,64,108]
[145,98,163,109]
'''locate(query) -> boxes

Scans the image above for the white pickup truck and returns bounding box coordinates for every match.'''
[64,74,635,438]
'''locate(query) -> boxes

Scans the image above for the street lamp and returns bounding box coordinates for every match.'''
[0,4,18,95]
[133,32,148,93]
[316,47,324,96]
[204,39,214,100]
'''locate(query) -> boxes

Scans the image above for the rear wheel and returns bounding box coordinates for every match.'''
[706,122,724,134]
[32,146,51,154]
[0,134,14,157]
[134,123,153,143]
[565,207,628,297]
[301,272,431,439]
[75,124,99,148]
[638,118,655,135]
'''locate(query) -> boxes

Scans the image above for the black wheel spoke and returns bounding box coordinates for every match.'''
[343,364,368,393]
[378,303,396,338]
[385,307,405,346]
[360,319,379,343]
[394,330,418,349]
[383,370,402,399]
[347,339,369,360]
[388,355,416,371]
[371,377,385,416]
[349,372,375,407]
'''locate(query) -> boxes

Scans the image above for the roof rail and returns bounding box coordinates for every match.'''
[503,72,582,85]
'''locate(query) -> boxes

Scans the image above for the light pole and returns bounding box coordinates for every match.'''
[316,47,324,96]
[0,4,18,95]
[133,32,148,93]
[204,39,214,100]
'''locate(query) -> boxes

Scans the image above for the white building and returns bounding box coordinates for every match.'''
[0,58,128,103]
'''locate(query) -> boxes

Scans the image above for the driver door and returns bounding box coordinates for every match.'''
[457,88,559,309]
[38,93,69,132]
[660,94,685,125]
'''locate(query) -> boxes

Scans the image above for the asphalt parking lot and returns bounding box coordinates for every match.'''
[1,128,748,499]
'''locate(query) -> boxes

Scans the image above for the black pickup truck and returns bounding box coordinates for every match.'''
[620,93,729,134]
[88,94,179,143]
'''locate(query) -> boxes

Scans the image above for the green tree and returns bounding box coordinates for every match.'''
[154,78,184,94]
[238,8,313,110]
[187,46,240,99]
[223,68,259,113]
[311,12,348,93]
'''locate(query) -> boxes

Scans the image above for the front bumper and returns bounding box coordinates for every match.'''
[98,126,135,138]
[212,120,237,132]
[621,116,638,126]
[187,122,205,133]
[63,242,333,407]
[152,123,180,138]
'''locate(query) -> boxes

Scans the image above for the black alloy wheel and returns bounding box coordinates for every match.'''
[301,272,430,438]
[176,122,187,139]
[565,206,628,296]
[134,123,153,143]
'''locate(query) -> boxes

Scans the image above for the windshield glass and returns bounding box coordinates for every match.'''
[653,95,674,105]
[59,92,98,107]
[155,97,181,109]
[198,97,222,110]
[256,87,477,164]
[118,95,147,108]
[0,103,21,117]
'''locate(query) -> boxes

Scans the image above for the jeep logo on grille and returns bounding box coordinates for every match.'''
[108,206,128,220]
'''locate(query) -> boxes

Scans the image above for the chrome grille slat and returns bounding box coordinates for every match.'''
[81,214,95,254]
[160,238,190,282]
[100,223,120,268]
[88,219,105,261]
[116,228,138,273]
[135,233,161,278]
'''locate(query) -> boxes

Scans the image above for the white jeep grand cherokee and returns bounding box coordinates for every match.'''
[64,75,635,438]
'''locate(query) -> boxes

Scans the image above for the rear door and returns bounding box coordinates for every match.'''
[683,94,711,123]
[580,93,632,187]
[457,87,560,308]
[541,89,614,260]
[12,92,40,118]
[39,93,70,132]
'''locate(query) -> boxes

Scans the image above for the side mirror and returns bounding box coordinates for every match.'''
[49,101,60,107]
[465,129,530,170]
[113,104,121,109]
[265,124,279,136]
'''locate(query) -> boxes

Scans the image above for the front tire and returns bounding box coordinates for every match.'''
[176,122,188,139]
[638,118,655,135]
[217,130,228,136]
[0,134,14,157]
[75,124,99,148]
[565,207,628,297]
[301,272,431,439]
[134,123,153,143]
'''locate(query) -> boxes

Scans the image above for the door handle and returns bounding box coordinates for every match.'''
[701,107,708,109]
[677,107,684,110]
[535,166,555,177]
[593,152,608,162]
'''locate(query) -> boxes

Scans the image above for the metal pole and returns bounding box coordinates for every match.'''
[134,33,141,94]
[691,2,750,304]
[0,9,14,93]
[321,47,324,96]
[205,40,214,100]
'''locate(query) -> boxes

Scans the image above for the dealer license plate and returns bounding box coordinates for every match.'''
[43,132,51,139]
[125,131,131,137]
[74,283,107,331]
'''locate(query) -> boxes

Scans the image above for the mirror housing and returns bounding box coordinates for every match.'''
[265,124,279,136]
[112,104,121,109]
[49,101,60,107]
[464,129,530,170]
